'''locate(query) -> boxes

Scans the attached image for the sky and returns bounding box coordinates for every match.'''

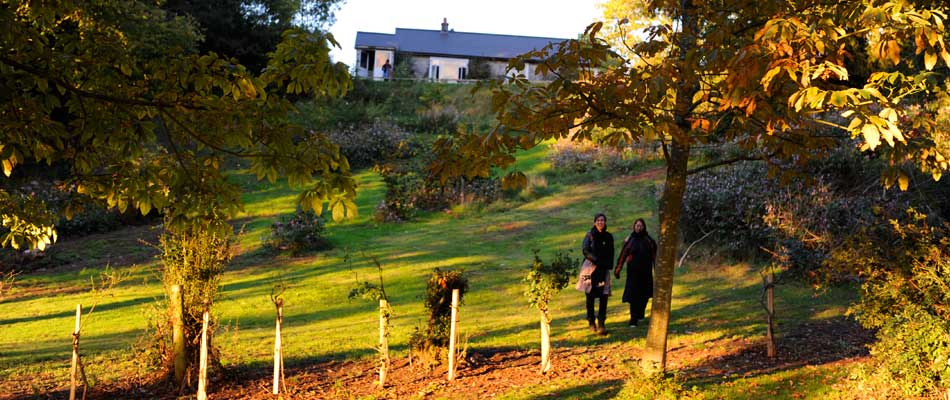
[328,0,604,67]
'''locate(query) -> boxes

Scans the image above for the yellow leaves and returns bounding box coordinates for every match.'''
[690,118,711,131]
[885,40,902,66]
[849,107,906,151]
[828,91,848,107]
[761,67,782,91]
[924,51,937,70]
[138,198,152,216]
[861,124,882,150]
[330,199,358,222]
[788,87,826,112]
[1,159,13,177]
[501,171,528,191]
[898,172,909,191]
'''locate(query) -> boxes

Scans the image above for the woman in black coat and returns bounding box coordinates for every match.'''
[582,213,614,335]
[614,218,656,327]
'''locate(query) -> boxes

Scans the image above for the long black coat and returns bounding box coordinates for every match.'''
[582,227,614,287]
[617,232,656,304]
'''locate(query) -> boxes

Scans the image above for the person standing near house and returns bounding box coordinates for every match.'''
[582,213,614,335]
[614,218,656,327]
[381,59,392,80]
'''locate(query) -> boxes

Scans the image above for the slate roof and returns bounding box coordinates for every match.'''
[355,28,567,60]
[354,32,398,49]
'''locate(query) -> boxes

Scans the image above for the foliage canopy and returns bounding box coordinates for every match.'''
[0,0,356,250]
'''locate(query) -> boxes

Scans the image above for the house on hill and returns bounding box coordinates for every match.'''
[354,18,567,81]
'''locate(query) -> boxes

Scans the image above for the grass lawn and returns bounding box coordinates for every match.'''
[0,142,867,398]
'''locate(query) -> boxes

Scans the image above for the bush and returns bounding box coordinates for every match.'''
[679,147,940,279]
[155,220,231,381]
[326,120,411,169]
[261,209,332,256]
[374,145,501,222]
[844,210,950,396]
[409,268,469,367]
[548,138,660,176]
[293,80,494,135]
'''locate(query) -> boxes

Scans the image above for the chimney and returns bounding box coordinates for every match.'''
[441,18,448,33]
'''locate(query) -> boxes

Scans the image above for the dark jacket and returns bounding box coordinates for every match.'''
[616,231,656,303]
[583,226,614,286]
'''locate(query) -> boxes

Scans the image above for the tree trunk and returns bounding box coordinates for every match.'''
[641,0,699,375]
[642,139,690,374]
[171,285,186,386]
[539,310,552,374]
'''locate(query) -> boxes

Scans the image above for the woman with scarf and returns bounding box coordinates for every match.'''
[582,213,614,335]
[614,218,657,327]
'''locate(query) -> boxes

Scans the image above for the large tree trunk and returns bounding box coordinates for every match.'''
[642,139,690,373]
[642,0,699,374]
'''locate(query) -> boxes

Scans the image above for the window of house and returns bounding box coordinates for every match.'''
[430,65,440,80]
[458,67,467,80]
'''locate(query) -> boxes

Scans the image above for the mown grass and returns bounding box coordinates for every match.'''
[0,142,864,398]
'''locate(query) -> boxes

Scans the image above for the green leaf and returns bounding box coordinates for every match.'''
[829,91,848,107]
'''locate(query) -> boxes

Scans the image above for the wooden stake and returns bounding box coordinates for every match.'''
[540,311,551,374]
[448,289,459,381]
[273,298,283,395]
[197,309,209,400]
[766,273,776,358]
[171,285,186,385]
[379,299,389,387]
[69,304,81,400]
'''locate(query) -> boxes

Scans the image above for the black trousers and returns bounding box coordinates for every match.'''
[585,285,608,324]
[629,297,649,322]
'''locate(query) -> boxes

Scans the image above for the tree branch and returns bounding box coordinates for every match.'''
[686,149,779,175]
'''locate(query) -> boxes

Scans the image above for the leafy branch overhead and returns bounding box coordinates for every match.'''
[0,1,357,250]
[432,1,950,190]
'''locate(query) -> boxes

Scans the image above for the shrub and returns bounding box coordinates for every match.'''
[261,209,332,256]
[155,220,231,382]
[326,120,411,169]
[679,147,939,279]
[409,268,469,367]
[548,138,660,176]
[374,146,501,222]
[294,80,494,135]
[844,210,950,396]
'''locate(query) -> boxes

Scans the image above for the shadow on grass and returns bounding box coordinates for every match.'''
[519,379,625,400]
[0,295,152,326]
[681,316,873,386]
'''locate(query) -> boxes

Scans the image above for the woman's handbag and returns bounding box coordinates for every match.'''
[575,259,595,293]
